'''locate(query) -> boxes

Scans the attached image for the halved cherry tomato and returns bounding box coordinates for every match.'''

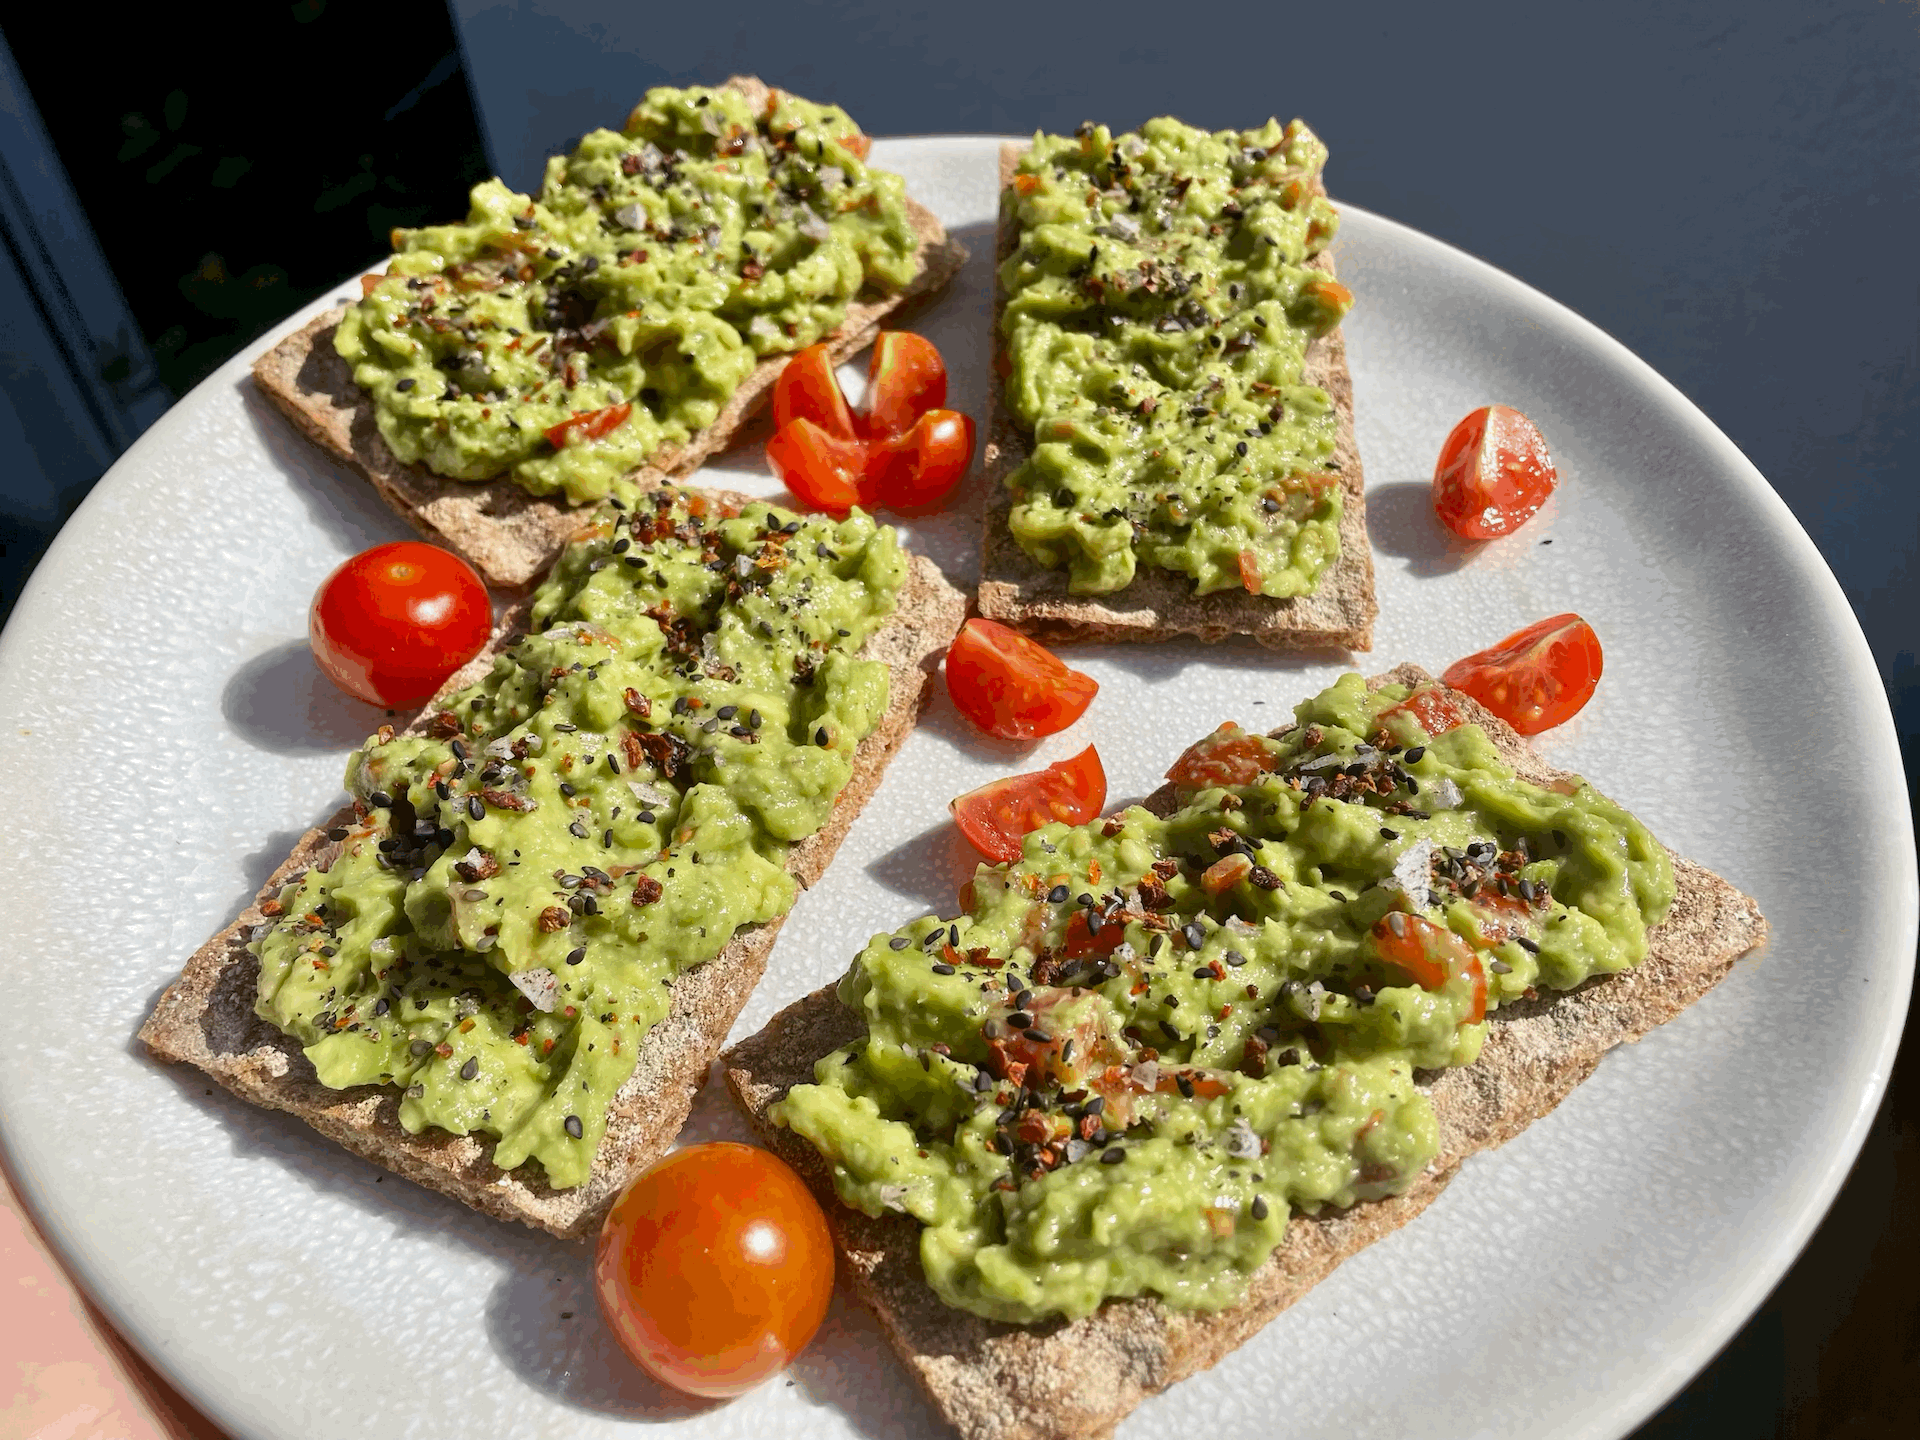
[865,331,947,438]
[1432,404,1557,539]
[951,745,1106,863]
[1370,912,1487,1023]
[1442,613,1602,736]
[944,618,1098,740]
[595,1143,834,1399]
[545,402,632,450]
[865,409,975,511]
[764,417,866,512]
[771,345,857,440]
[766,334,974,513]
[308,541,491,708]
[1165,723,1278,790]
[1380,685,1473,738]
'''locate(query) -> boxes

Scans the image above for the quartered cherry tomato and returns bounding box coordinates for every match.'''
[764,417,866,511]
[1165,723,1278,790]
[1432,404,1557,539]
[308,541,491,708]
[944,618,1098,740]
[1370,912,1488,1023]
[1442,613,1603,735]
[595,1143,834,1399]
[766,335,974,513]
[951,746,1106,863]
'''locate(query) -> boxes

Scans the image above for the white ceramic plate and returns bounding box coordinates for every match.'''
[0,137,1912,1440]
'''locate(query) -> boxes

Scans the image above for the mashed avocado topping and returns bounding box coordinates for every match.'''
[251,487,906,1187]
[999,117,1353,597]
[334,84,920,504]
[775,675,1674,1322]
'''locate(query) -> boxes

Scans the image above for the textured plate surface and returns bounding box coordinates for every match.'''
[0,136,1912,1440]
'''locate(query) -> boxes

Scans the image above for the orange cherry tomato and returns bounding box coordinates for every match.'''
[1432,404,1557,539]
[1442,613,1603,736]
[944,618,1098,740]
[864,409,975,511]
[308,541,491,709]
[951,745,1106,863]
[594,1143,834,1399]
[865,331,948,438]
[1165,723,1278,790]
[771,345,857,441]
[765,417,866,512]
[545,402,633,450]
[1370,912,1487,1023]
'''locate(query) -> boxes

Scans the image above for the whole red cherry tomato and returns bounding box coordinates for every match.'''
[944,618,1098,740]
[1432,404,1557,539]
[951,745,1106,863]
[1442,613,1603,735]
[309,542,491,708]
[595,1143,835,1399]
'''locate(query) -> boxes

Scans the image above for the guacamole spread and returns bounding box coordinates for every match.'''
[775,676,1674,1322]
[999,117,1352,598]
[334,85,921,504]
[251,487,906,1187]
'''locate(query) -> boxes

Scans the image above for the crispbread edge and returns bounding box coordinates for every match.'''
[137,490,968,1241]
[723,665,1766,1440]
[249,75,968,592]
[978,138,1378,652]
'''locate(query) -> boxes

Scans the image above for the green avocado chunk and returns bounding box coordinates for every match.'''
[774,674,1675,1322]
[334,84,920,504]
[252,487,905,1188]
[999,116,1352,597]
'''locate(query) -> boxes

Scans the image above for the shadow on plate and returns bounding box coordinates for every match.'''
[222,637,389,755]
[864,819,976,916]
[237,376,411,555]
[1366,480,1478,577]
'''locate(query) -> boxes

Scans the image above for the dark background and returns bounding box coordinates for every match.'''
[0,0,1913,1434]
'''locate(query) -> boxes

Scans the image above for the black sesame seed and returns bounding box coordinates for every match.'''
[1048,884,1070,904]
[1489,958,1513,973]
[564,1115,584,1139]
[1101,1147,1126,1165]
[1404,746,1426,764]
[1007,1011,1033,1028]
[467,795,485,820]
[1515,937,1542,954]
[327,827,350,841]
[932,962,956,975]
[1224,950,1247,967]
[368,790,394,809]
[1024,1029,1050,1044]
[814,727,829,746]
[1251,1195,1270,1221]
[889,936,910,950]
[1380,827,1399,841]
[395,377,416,391]
[459,1056,479,1081]
[410,1039,430,1056]
[566,947,586,965]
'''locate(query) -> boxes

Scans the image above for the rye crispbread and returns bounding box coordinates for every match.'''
[978,139,1377,652]
[138,492,967,1241]
[250,76,967,592]
[724,665,1766,1439]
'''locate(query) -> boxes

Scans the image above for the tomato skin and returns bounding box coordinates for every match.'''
[951,745,1106,863]
[545,402,633,450]
[772,344,857,441]
[766,417,867,513]
[1442,613,1603,736]
[944,619,1098,740]
[308,542,491,709]
[594,1143,834,1399]
[865,409,975,511]
[1432,404,1557,539]
[865,331,948,438]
